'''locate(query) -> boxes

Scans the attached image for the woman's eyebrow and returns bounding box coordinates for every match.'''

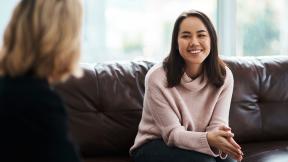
[180,31,191,34]
[197,29,207,33]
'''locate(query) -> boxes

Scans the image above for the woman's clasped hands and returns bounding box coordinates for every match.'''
[207,126,244,161]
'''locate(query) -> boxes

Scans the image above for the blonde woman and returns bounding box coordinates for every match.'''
[0,0,82,161]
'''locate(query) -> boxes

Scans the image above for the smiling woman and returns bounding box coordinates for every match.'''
[130,10,243,162]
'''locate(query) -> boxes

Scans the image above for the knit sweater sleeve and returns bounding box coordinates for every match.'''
[206,67,234,158]
[144,68,218,157]
[206,67,234,130]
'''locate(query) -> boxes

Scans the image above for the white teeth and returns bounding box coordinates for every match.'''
[189,50,201,54]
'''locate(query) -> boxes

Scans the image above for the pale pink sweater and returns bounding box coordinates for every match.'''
[130,63,234,157]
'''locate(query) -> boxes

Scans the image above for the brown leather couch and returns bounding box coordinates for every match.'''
[56,56,288,162]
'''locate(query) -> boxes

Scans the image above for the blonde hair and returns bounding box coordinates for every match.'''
[0,0,83,82]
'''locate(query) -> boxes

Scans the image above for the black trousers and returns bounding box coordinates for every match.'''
[132,139,237,162]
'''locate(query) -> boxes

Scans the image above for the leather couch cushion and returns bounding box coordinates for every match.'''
[56,61,154,156]
[224,57,288,143]
[244,149,288,162]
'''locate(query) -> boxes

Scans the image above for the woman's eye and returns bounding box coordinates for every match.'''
[198,34,206,38]
[182,35,190,38]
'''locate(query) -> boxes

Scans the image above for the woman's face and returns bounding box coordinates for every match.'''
[177,16,211,67]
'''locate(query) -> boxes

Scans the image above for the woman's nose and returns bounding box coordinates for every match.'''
[189,37,199,46]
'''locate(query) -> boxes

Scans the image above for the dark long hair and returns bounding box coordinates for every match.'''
[163,10,226,88]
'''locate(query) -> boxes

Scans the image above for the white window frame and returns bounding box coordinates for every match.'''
[217,0,236,56]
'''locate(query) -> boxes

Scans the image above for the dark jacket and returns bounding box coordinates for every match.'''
[0,75,80,162]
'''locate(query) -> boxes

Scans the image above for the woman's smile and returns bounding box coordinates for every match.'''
[187,49,203,55]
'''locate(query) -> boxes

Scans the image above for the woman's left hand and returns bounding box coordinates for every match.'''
[219,126,242,150]
[219,126,243,161]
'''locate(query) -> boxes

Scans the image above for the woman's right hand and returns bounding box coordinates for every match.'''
[207,130,243,161]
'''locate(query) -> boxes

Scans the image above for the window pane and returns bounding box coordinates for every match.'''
[0,1,18,45]
[82,0,217,62]
[236,0,288,56]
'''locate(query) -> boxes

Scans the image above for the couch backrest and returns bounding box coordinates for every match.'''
[55,56,288,157]
[56,61,154,157]
[224,56,288,143]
